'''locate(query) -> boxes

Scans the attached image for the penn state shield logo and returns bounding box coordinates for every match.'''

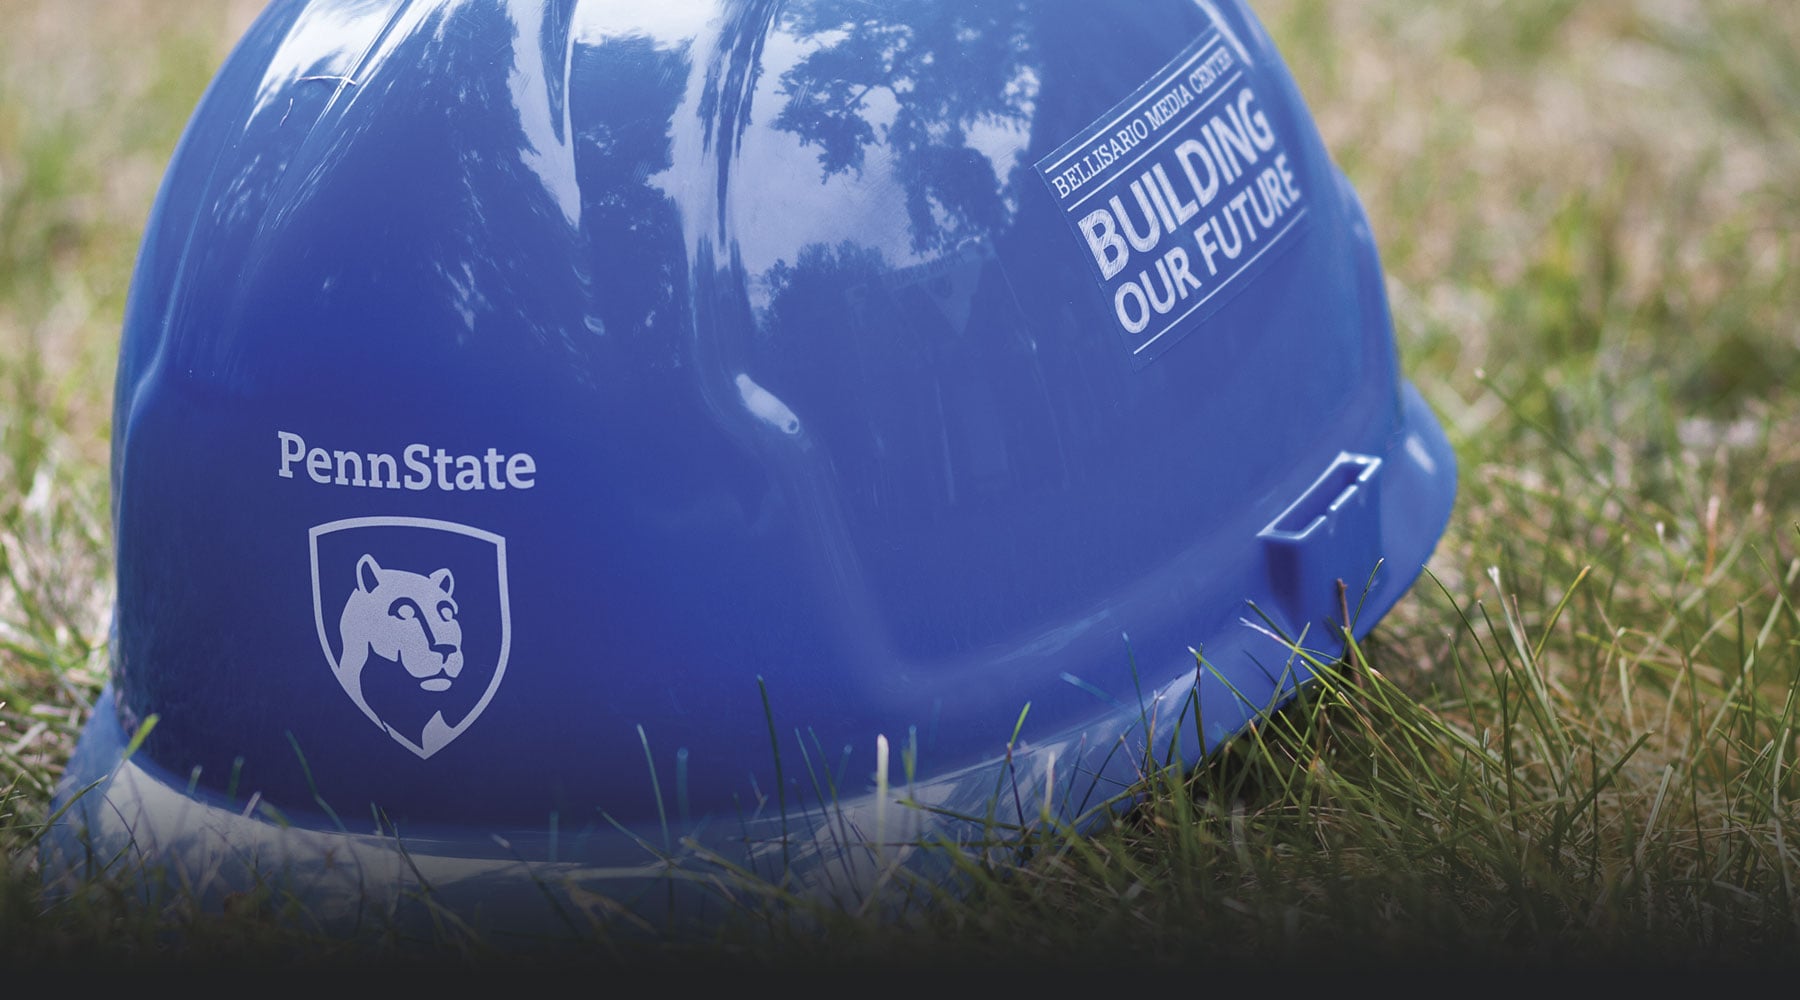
[309,516,511,759]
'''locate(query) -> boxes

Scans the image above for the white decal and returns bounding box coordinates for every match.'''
[1037,29,1311,366]
[278,430,537,492]
[310,517,512,759]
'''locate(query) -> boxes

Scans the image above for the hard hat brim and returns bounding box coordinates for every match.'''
[43,378,1456,940]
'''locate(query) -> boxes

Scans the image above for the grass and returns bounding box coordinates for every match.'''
[3,0,1799,974]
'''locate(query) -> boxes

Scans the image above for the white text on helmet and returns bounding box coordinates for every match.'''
[277,430,537,491]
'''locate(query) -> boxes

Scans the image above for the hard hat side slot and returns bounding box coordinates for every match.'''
[1258,452,1384,619]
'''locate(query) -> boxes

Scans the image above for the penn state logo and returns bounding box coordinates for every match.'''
[309,517,511,758]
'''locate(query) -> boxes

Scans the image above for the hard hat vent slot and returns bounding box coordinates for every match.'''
[1259,453,1384,616]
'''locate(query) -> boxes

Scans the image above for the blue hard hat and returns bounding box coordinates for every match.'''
[46,0,1456,935]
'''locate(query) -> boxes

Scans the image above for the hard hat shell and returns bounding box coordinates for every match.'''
[47,0,1456,933]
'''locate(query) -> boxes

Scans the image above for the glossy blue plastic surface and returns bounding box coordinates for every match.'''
[49,0,1456,932]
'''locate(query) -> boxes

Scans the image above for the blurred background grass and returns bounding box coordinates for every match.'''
[2,0,1798,971]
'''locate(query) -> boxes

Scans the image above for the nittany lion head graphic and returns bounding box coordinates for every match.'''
[311,516,511,759]
[338,554,464,694]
